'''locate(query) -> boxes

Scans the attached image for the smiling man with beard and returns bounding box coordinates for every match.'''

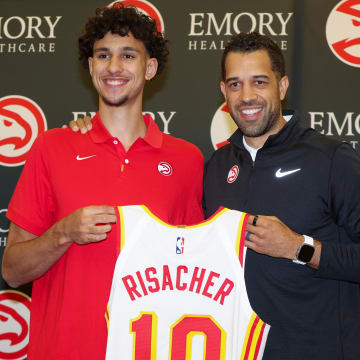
[2,5,204,359]
[203,32,360,360]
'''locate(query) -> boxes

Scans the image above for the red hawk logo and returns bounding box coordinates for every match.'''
[108,0,165,33]
[326,0,360,67]
[158,162,173,176]
[227,165,239,184]
[210,102,237,150]
[0,290,31,360]
[0,96,47,167]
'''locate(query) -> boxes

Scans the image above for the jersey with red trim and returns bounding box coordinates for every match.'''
[105,205,270,360]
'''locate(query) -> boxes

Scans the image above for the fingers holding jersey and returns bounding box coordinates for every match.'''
[69,116,93,133]
[245,215,303,260]
[55,205,117,246]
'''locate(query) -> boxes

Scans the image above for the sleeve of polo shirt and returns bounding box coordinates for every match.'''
[7,133,56,236]
[316,143,360,282]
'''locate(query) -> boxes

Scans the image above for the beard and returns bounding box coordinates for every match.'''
[230,97,281,138]
[101,95,129,107]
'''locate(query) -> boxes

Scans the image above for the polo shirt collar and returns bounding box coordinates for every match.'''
[89,112,163,148]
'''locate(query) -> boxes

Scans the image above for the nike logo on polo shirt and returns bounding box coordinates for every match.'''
[76,155,96,161]
[275,168,301,178]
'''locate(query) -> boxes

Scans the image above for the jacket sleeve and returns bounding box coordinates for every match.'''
[316,143,360,282]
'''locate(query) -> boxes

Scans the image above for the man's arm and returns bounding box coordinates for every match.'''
[2,205,116,288]
[245,143,360,281]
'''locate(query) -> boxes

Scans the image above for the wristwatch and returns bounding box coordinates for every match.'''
[293,235,315,265]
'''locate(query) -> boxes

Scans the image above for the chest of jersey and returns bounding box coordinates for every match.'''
[106,206,269,360]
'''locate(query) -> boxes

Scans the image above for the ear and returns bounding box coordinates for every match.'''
[88,57,93,76]
[145,58,158,80]
[220,81,227,100]
[279,76,289,101]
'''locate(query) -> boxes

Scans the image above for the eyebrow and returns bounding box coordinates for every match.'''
[225,74,270,83]
[93,46,140,53]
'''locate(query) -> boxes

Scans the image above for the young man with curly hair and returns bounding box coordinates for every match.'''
[2,5,204,359]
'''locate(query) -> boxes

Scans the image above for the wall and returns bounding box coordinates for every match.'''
[0,0,359,357]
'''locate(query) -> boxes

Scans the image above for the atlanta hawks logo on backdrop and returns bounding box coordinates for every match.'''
[326,0,360,67]
[0,290,31,360]
[210,102,237,150]
[108,0,165,33]
[0,95,47,167]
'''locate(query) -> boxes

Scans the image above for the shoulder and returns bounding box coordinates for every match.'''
[40,127,83,142]
[32,127,77,145]
[206,143,236,166]
[32,127,90,151]
[300,128,351,160]
[26,128,90,165]
[162,133,204,161]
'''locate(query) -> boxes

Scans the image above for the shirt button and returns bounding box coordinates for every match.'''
[124,159,129,164]
[113,140,118,145]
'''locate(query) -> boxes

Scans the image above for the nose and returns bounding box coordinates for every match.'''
[241,83,257,103]
[107,56,123,74]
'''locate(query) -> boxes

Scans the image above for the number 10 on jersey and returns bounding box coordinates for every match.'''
[130,311,226,359]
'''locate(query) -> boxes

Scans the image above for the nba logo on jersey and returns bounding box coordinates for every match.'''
[176,237,184,254]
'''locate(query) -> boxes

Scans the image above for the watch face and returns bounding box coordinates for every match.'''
[297,244,315,262]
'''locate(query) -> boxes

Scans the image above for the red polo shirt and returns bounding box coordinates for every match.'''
[7,113,204,360]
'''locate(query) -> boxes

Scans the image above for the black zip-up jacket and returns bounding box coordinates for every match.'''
[203,110,360,360]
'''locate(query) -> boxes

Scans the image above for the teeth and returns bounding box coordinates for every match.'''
[241,108,261,115]
[106,79,125,85]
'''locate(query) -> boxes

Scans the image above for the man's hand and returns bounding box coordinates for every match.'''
[54,205,117,246]
[2,205,117,287]
[62,116,93,133]
[246,215,304,260]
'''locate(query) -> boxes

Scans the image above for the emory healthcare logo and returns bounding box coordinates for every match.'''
[108,0,164,32]
[0,95,47,167]
[326,0,360,67]
[0,290,31,360]
[210,102,237,150]
[0,15,62,54]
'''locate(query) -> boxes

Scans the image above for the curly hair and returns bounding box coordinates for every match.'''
[78,5,169,75]
[221,32,285,80]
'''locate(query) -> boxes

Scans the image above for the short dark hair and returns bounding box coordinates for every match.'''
[221,32,285,80]
[78,5,169,75]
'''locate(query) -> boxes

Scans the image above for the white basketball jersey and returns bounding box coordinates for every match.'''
[105,205,270,360]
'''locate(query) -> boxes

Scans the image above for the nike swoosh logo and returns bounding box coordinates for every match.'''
[76,155,96,161]
[275,168,301,178]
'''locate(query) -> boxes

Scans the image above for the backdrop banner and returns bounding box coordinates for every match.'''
[0,0,359,358]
